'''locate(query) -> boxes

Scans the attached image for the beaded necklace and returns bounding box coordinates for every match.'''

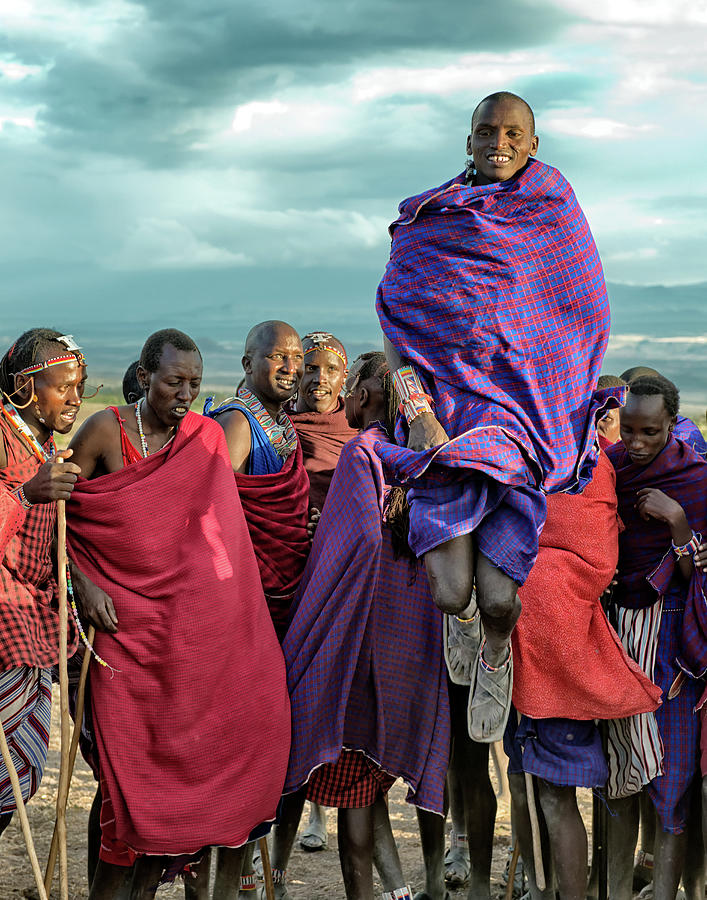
[235,385,298,458]
[0,400,56,462]
[0,402,112,671]
[134,398,175,458]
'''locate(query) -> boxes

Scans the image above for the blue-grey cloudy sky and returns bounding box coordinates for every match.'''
[2,0,706,340]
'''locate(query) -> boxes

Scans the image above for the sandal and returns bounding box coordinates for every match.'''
[468,639,513,743]
[443,595,481,685]
[443,829,470,887]
[299,803,328,851]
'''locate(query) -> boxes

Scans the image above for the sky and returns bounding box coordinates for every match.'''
[2,0,707,334]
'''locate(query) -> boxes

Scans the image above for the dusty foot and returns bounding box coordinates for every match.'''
[444,596,481,686]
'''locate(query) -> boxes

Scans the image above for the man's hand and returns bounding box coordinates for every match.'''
[70,564,118,633]
[307,507,321,542]
[636,488,689,531]
[23,449,81,504]
[407,412,449,453]
[695,543,707,572]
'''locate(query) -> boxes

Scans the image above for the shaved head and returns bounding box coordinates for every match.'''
[471,91,535,133]
[620,365,660,383]
[245,320,299,356]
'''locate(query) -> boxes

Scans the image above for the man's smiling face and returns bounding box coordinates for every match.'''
[467,96,539,185]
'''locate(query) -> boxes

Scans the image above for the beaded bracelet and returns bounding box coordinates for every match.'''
[271,868,287,885]
[13,484,33,509]
[393,365,434,424]
[672,532,702,558]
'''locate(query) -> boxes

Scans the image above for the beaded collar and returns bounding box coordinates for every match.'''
[0,400,56,462]
[236,385,298,459]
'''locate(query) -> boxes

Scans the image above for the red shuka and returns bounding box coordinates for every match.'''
[512,452,662,720]
[66,412,290,857]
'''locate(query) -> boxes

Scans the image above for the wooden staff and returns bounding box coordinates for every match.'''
[54,484,71,900]
[258,836,276,900]
[504,841,521,900]
[0,718,49,900]
[524,769,546,891]
[45,624,95,894]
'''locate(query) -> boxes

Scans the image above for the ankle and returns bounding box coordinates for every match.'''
[381,887,413,900]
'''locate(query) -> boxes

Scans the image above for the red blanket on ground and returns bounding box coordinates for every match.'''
[66,412,290,857]
[235,440,310,638]
[286,399,357,512]
[512,453,662,720]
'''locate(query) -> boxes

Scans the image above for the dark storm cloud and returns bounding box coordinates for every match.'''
[7,0,575,163]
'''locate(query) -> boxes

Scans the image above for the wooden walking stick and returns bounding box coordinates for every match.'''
[0,718,49,900]
[258,836,276,900]
[45,623,95,894]
[54,482,71,900]
[504,841,521,900]
[518,711,546,891]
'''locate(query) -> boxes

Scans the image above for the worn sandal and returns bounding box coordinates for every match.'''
[468,640,513,743]
[443,598,481,685]
[444,829,470,887]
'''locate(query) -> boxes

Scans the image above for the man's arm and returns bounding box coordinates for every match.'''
[383,335,449,452]
[636,488,696,582]
[213,410,252,474]
[67,409,119,480]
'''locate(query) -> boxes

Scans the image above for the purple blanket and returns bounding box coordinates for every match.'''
[607,436,707,677]
[376,159,617,494]
[282,426,450,814]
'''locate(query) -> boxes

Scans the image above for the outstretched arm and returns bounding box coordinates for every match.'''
[383,335,449,452]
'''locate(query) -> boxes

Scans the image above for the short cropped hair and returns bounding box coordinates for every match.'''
[139,329,201,373]
[122,361,142,403]
[471,91,535,133]
[629,374,680,419]
[597,374,627,389]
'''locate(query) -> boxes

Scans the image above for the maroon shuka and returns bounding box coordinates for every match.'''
[0,414,77,669]
[66,412,291,859]
[286,398,358,512]
[234,438,310,639]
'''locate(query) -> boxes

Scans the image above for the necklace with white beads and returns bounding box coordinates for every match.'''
[135,399,150,457]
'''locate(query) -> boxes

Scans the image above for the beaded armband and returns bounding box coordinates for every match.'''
[393,365,434,424]
[13,484,33,510]
[672,532,702,558]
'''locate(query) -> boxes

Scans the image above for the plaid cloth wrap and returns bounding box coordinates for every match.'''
[376,160,619,576]
[0,414,77,669]
[283,425,450,815]
[608,436,707,831]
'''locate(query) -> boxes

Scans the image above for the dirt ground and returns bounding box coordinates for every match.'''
[1,687,600,899]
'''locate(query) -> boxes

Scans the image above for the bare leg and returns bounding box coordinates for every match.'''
[128,856,164,900]
[213,846,247,900]
[0,811,12,836]
[633,792,656,889]
[607,794,639,900]
[424,534,476,615]
[682,780,705,900]
[450,690,495,900]
[536,781,587,900]
[445,761,469,887]
[416,807,446,900]
[88,784,102,887]
[508,773,553,900]
[88,860,135,899]
[474,553,520,668]
[338,805,376,900]
[184,848,211,900]
[268,788,308,898]
[652,825,686,900]
[372,794,406,890]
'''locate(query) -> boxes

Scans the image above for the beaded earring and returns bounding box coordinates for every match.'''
[465,156,476,184]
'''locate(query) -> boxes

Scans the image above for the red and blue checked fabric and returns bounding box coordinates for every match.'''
[376,159,616,497]
[608,436,707,831]
[504,712,607,789]
[282,425,450,815]
[607,436,707,676]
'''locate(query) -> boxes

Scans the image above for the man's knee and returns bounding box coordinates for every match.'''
[425,555,474,615]
[537,780,576,821]
[475,554,520,622]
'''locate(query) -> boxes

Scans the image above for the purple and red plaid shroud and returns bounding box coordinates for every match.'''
[608,435,707,832]
[283,426,450,814]
[376,159,617,498]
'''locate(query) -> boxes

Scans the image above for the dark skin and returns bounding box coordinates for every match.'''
[467,96,539,186]
[609,391,700,900]
[295,345,347,414]
[66,344,205,900]
[0,356,85,837]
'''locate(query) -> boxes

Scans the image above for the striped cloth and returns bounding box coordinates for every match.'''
[606,602,664,800]
[0,667,52,814]
[376,159,618,583]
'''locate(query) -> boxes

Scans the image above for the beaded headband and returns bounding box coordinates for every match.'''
[17,335,86,376]
[302,332,347,368]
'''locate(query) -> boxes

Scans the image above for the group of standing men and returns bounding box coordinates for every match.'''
[1,90,707,900]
